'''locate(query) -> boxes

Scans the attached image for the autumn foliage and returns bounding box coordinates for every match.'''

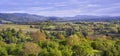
[30,31,46,41]
[23,42,40,56]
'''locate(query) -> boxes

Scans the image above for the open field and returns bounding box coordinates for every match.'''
[0,24,39,33]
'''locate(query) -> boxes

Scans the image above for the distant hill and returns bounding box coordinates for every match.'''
[64,15,120,22]
[0,13,47,23]
[0,13,120,23]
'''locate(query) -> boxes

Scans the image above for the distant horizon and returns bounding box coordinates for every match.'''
[0,12,120,17]
[0,0,120,17]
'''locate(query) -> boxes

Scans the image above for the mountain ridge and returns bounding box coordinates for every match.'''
[0,13,120,23]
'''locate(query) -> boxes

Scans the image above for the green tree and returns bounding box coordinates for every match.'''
[9,36,18,43]
[17,32,26,42]
[0,36,3,41]
[0,46,8,56]
[66,34,80,46]
[60,46,73,56]
[72,45,94,56]
[57,33,65,40]
[91,38,114,51]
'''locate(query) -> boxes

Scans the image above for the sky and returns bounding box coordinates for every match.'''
[0,0,120,17]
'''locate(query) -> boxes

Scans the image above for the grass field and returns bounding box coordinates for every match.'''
[0,24,39,33]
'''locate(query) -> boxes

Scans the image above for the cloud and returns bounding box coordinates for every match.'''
[0,0,120,16]
[93,5,120,13]
[0,10,27,13]
[87,4,100,7]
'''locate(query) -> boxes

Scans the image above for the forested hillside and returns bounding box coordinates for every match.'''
[0,13,120,23]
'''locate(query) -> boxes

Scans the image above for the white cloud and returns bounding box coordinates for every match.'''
[26,7,54,11]
[0,11,27,13]
[87,4,100,7]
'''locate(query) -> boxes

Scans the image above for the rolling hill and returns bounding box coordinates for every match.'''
[0,13,120,23]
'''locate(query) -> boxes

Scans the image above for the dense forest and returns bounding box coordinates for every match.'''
[0,21,120,56]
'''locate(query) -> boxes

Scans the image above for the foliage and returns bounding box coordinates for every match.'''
[0,21,120,56]
[30,31,46,42]
[23,42,40,56]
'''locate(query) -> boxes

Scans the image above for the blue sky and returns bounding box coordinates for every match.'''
[0,0,120,17]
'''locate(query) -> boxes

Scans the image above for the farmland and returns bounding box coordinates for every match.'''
[0,24,39,33]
